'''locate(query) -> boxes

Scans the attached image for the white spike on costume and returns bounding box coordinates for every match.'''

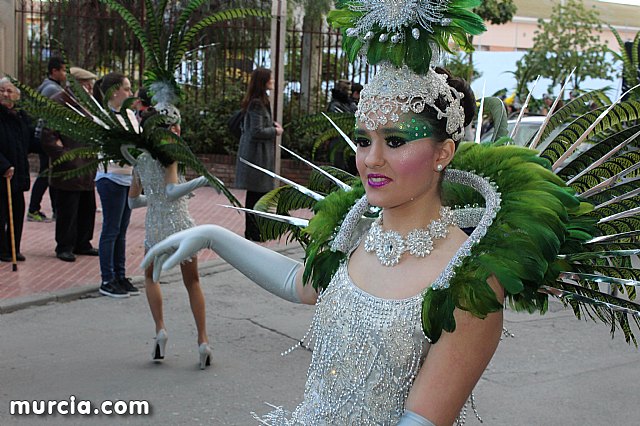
[280,145,352,191]
[321,112,358,152]
[218,205,310,228]
[239,158,325,201]
[474,80,486,144]
[510,75,539,140]
[529,68,575,150]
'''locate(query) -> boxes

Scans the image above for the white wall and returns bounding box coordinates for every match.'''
[0,0,16,77]
[469,51,623,101]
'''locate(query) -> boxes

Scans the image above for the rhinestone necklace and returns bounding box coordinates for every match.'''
[364,206,457,267]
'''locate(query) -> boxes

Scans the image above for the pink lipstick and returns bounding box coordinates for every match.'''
[367,174,392,188]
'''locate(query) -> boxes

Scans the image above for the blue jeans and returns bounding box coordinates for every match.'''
[96,178,131,283]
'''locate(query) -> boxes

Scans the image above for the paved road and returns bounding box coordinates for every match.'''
[1,247,639,425]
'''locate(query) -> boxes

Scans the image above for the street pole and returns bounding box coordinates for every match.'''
[270,0,287,179]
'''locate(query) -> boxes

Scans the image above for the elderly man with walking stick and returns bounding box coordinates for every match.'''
[0,78,38,267]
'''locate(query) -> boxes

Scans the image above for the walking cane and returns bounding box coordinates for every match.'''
[5,176,17,271]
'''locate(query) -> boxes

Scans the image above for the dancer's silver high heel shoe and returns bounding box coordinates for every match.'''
[198,343,212,370]
[152,329,168,360]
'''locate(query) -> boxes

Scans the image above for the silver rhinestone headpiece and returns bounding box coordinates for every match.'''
[357,63,465,141]
[347,0,451,43]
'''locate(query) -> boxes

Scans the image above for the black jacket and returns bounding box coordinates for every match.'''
[41,90,97,191]
[0,105,37,192]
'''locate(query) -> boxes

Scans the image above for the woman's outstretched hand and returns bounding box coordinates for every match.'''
[142,224,306,304]
[142,225,217,281]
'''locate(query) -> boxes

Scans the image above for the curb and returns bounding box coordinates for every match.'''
[0,243,304,315]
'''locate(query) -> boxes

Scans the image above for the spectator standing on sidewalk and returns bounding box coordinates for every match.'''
[235,67,283,242]
[29,56,66,222]
[42,67,99,262]
[0,78,38,262]
[326,79,357,172]
[93,72,138,298]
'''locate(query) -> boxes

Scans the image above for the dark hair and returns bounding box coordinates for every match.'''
[138,108,176,168]
[47,56,66,75]
[351,82,363,94]
[137,86,152,107]
[241,68,272,111]
[419,67,475,147]
[92,72,126,105]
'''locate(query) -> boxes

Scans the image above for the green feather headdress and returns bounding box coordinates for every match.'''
[327,0,485,74]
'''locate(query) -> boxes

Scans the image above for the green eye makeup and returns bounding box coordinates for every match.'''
[396,117,433,141]
[355,116,433,146]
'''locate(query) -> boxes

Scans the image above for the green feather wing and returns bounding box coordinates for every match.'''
[541,101,640,166]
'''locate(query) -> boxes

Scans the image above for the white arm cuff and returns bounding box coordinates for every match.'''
[128,195,147,209]
[165,176,208,201]
[397,410,436,426]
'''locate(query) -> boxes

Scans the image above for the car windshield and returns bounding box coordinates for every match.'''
[481,118,566,151]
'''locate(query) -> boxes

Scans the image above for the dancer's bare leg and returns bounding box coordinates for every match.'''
[145,264,165,333]
[180,258,208,345]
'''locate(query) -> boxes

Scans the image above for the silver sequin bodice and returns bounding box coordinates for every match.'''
[257,240,430,426]
[135,153,195,250]
[290,262,429,425]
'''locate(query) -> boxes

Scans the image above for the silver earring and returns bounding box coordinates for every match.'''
[436,164,443,172]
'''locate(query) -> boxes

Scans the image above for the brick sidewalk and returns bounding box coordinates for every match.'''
[0,177,287,301]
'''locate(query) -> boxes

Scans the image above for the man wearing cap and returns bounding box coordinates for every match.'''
[41,67,99,262]
[29,56,68,223]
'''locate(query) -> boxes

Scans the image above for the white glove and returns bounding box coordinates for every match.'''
[165,176,209,201]
[128,195,147,209]
[397,410,436,426]
[141,224,302,303]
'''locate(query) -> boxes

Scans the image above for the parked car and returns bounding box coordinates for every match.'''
[481,116,567,151]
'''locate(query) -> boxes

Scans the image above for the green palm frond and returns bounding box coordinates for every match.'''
[290,112,355,160]
[590,195,640,220]
[574,264,640,283]
[570,151,640,194]
[62,76,114,126]
[558,124,640,178]
[597,216,640,236]
[276,186,316,214]
[101,1,266,100]
[293,112,356,133]
[610,26,640,93]
[141,0,162,66]
[542,101,640,165]
[170,8,270,71]
[563,250,640,269]
[13,80,108,144]
[167,0,209,68]
[252,186,308,242]
[538,90,612,143]
[483,97,509,142]
[50,158,104,180]
[587,242,640,252]
[554,280,640,344]
[51,146,102,166]
[307,166,357,194]
[256,215,307,244]
[98,0,158,69]
[586,177,640,206]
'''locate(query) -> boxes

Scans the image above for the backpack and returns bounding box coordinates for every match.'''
[227,109,245,139]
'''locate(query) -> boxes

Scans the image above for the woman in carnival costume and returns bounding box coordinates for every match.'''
[127,105,213,369]
[143,0,640,424]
